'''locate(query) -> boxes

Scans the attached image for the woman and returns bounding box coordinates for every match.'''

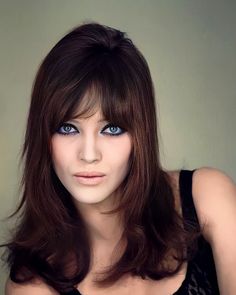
[3,22,236,295]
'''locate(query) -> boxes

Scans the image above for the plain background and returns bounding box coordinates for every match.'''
[0,0,236,293]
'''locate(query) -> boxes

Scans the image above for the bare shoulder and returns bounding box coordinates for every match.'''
[191,167,236,241]
[5,277,59,295]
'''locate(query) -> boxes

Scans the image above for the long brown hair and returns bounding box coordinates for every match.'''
[2,22,199,293]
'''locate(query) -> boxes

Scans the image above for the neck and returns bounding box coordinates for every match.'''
[76,197,124,247]
[77,201,126,272]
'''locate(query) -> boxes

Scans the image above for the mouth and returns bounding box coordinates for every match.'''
[74,172,106,177]
[74,175,106,185]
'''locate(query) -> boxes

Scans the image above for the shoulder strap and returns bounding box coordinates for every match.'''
[179,169,199,226]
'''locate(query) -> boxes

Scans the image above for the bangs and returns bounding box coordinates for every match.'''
[51,56,135,133]
[72,79,132,129]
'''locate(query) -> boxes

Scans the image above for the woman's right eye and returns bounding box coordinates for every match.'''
[57,123,78,135]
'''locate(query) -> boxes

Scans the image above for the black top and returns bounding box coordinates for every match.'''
[61,169,220,295]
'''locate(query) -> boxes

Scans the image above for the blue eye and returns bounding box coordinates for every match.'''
[56,123,125,136]
[101,124,125,136]
[57,123,77,135]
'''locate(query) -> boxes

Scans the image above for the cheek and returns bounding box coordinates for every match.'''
[51,139,70,172]
[107,139,132,170]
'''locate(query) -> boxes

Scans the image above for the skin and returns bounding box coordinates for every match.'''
[51,108,132,247]
[5,109,236,294]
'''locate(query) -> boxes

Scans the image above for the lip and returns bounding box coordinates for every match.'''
[74,171,106,177]
[74,175,106,185]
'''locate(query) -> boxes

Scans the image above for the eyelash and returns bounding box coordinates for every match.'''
[56,123,126,137]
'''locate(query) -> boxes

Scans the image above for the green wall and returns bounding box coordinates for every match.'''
[0,0,236,293]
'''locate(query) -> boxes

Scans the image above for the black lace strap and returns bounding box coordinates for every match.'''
[179,169,199,227]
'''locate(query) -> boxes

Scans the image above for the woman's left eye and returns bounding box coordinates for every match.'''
[101,124,125,136]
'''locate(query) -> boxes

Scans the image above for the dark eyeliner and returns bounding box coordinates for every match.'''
[56,123,125,136]
[101,123,125,136]
[57,123,78,135]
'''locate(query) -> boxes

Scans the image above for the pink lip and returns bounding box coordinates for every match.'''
[74,175,106,185]
[74,171,106,177]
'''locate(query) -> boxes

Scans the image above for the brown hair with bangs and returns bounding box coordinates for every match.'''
[1,21,199,293]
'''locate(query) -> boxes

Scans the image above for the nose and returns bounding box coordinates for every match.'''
[79,133,101,163]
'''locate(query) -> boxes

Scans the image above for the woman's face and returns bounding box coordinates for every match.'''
[51,107,132,209]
